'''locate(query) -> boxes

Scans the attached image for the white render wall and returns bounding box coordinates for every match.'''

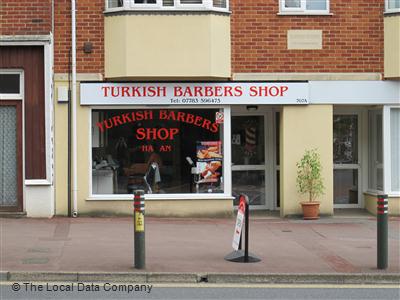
[25,185,54,217]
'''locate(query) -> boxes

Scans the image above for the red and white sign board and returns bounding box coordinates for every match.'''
[80,82,309,105]
[232,195,247,251]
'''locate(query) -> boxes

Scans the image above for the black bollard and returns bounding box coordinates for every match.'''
[377,194,388,270]
[134,190,145,269]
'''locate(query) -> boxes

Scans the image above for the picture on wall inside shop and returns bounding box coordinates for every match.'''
[91,109,224,195]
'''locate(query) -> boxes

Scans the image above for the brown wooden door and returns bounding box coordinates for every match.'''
[0,101,23,212]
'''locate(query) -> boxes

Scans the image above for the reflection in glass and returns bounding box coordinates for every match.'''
[333,115,358,164]
[306,0,326,10]
[0,74,19,94]
[334,169,358,204]
[285,0,301,8]
[232,116,264,165]
[91,109,223,194]
[276,112,280,165]
[368,111,383,191]
[233,171,265,206]
[276,170,280,208]
[388,0,400,9]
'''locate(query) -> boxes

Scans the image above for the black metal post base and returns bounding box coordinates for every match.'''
[224,250,261,263]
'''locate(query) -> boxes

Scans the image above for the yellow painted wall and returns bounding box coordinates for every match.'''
[104,13,231,79]
[364,194,400,216]
[54,81,70,216]
[280,105,334,217]
[384,15,400,78]
[54,79,233,217]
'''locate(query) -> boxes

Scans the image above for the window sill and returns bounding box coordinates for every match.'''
[25,179,52,186]
[364,191,400,198]
[384,11,400,15]
[277,12,333,16]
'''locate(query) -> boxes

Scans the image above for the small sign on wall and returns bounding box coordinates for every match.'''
[287,30,323,50]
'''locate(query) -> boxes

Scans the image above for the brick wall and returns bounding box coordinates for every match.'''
[231,0,384,74]
[0,0,51,35]
[54,0,104,74]
[7,0,383,75]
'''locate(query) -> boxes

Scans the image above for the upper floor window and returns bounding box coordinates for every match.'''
[106,0,229,12]
[385,0,400,13]
[279,0,330,15]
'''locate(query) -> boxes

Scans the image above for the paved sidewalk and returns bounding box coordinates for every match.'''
[1,214,399,277]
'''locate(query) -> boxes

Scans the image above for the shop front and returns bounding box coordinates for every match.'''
[53,80,400,217]
[62,82,306,217]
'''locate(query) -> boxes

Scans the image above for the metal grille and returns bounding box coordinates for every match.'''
[0,106,18,206]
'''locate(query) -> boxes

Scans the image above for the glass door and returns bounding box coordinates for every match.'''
[333,113,361,207]
[231,115,267,208]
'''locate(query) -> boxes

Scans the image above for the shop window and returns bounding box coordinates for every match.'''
[390,108,400,192]
[280,0,329,14]
[91,109,224,195]
[386,0,400,13]
[368,110,383,192]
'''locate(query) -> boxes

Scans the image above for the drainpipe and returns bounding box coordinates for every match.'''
[71,0,78,217]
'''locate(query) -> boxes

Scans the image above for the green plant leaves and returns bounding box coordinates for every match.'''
[296,148,325,202]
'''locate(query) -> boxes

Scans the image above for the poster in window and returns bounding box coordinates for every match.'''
[196,141,222,183]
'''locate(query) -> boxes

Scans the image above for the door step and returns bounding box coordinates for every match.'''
[0,212,27,218]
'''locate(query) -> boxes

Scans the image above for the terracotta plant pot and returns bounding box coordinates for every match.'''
[300,202,320,220]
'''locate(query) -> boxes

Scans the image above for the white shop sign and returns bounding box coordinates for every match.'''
[80,82,309,105]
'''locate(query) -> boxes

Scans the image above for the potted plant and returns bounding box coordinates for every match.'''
[296,149,325,220]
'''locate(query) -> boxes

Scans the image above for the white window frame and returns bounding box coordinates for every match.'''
[385,0,400,13]
[87,105,233,201]
[0,70,23,100]
[279,0,330,15]
[176,0,205,10]
[130,0,162,9]
[105,0,229,12]
[367,109,384,194]
[383,105,400,196]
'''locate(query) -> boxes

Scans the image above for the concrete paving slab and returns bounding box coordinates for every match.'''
[1,215,399,281]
